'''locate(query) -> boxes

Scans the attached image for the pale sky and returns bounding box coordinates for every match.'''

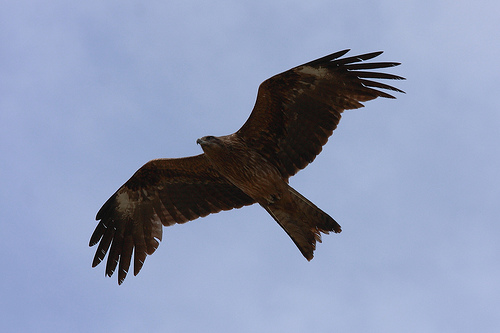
[1,1,499,332]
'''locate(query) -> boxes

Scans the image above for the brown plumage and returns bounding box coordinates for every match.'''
[90,49,404,284]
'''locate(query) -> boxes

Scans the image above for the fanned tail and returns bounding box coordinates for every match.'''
[262,185,341,260]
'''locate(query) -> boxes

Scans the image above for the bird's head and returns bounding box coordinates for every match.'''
[197,136,228,158]
[196,135,218,147]
[197,136,226,153]
[197,134,239,156]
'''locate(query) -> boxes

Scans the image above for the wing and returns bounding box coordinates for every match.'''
[236,49,405,179]
[90,154,255,284]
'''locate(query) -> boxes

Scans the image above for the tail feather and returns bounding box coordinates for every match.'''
[262,186,341,260]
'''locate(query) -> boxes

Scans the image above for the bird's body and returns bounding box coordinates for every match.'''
[90,49,404,284]
[196,133,341,261]
[197,135,284,202]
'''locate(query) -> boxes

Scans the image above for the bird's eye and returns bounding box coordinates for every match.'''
[205,136,215,141]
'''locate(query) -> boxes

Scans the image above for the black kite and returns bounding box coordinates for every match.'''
[90,49,404,284]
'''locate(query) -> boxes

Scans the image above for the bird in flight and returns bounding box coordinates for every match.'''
[90,49,404,284]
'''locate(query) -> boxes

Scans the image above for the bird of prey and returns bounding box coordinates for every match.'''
[90,49,404,284]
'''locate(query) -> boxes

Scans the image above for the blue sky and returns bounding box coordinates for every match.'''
[2,0,499,332]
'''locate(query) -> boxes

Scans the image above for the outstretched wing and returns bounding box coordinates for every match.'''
[236,49,405,179]
[90,154,254,284]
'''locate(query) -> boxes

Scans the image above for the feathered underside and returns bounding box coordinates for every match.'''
[90,49,404,284]
[236,49,404,179]
[90,155,254,284]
